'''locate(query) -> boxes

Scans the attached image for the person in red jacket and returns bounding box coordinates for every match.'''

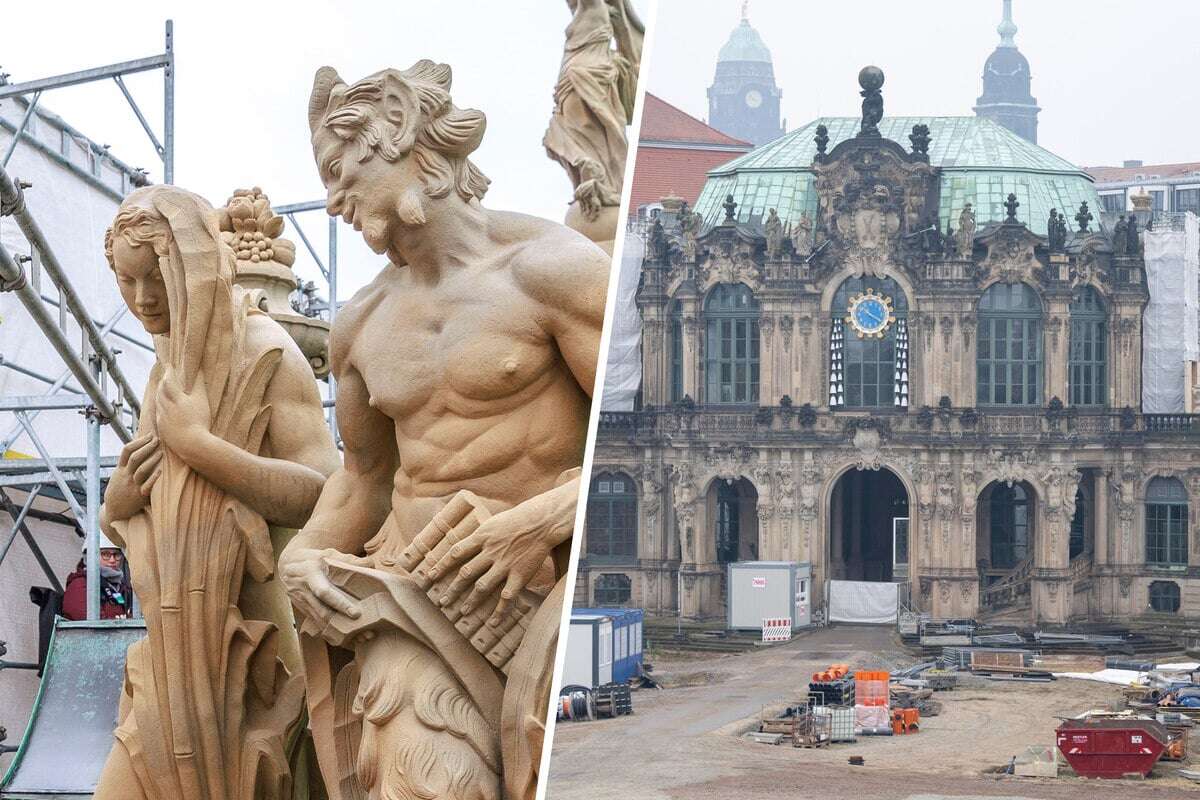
[61,544,132,620]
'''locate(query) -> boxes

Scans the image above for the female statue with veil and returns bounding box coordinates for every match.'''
[543,0,643,251]
[94,185,339,800]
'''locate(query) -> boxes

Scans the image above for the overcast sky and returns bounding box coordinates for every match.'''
[647,0,1200,169]
[2,0,647,297]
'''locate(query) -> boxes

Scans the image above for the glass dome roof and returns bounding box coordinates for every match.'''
[694,116,1100,237]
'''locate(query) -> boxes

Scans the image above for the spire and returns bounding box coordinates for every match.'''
[998,0,1017,48]
[742,1,749,22]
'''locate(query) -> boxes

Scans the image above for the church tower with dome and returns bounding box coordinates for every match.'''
[706,3,784,146]
[974,0,1041,143]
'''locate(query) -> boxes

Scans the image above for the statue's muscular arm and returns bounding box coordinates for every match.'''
[430,232,608,623]
[280,309,399,624]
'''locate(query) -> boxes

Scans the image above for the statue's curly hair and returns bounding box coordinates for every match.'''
[103,205,172,270]
[308,60,490,203]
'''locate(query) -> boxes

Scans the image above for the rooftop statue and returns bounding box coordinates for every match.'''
[292,59,608,800]
[95,185,340,799]
[858,66,884,134]
[544,0,643,254]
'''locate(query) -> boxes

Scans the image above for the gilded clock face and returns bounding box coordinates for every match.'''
[845,291,895,338]
[745,89,763,109]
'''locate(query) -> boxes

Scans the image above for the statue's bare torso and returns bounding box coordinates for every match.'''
[333,209,600,543]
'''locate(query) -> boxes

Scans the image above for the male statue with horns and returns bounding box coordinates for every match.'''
[281,59,608,799]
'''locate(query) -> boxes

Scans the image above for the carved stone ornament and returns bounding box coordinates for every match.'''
[851,426,884,471]
[979,226,1039,287]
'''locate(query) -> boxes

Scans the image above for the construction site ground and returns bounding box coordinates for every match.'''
[545,624,1198,799]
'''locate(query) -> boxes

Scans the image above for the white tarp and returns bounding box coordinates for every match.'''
[0,97,156,459]
[1142,213,1200,413]
[1055,661,1200,685]
[599,232,643,411]
[827,580,899,624]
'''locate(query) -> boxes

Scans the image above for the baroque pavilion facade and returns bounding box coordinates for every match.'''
[580,69,1200,626]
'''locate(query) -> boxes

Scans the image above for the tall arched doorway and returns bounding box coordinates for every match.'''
[829,468,909,582]
[706,477,759,606]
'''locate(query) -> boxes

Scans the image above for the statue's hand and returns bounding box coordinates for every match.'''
[428,491,573,627]
[280,547,362,628]
[154,368,212,460]
[103,433,162,522]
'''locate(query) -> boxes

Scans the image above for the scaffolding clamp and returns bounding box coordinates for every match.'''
[0,178,29,218]
[0,254,28,293]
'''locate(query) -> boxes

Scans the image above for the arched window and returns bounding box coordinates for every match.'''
[670,300,684,402]
[1069,287,1107,407]
[829,276,909,408]
[1145,477,1187,566]
[989,483,1031,569]
[594,573,632,605]
[977,283,1043,406]
[586,472,637,561]
[704,284,759,404]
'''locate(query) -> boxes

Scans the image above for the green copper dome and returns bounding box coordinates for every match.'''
[694,116,1101,236]
[718,19,772,63]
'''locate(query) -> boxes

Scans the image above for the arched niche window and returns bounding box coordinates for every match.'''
[989,482,1032,570]
[586,471,637,562]
[704,284,759,404]
[594,573,632,605]
[670,300,684,402]
[829,275,909,408]
[1069,287,1107,407]
[1145,477,1188,567]
[715,481,741,564]
[977,283,1043,407]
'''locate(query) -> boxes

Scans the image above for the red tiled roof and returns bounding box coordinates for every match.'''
[639,93,752,147]
[629,145,742,212]
[1086,161,1200,184]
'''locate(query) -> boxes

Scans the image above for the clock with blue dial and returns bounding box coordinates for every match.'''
[845,290,895,339]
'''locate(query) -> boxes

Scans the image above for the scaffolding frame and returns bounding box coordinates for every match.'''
[0,23,176,635]
[273,199,341,441]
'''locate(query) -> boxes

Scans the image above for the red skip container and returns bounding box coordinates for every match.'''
[1055,718,1168,779]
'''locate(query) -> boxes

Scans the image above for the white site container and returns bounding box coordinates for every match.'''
[726,561,812,630]
[561,613,614,688]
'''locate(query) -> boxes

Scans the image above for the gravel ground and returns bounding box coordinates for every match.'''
[544,625,1197,799]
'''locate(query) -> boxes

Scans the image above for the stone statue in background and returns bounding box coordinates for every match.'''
[544,0,643,254]
[292,60,607,800]
[678,200,699,261]
[790,210,814,258]
[1112,214,1128,256]
[95,185,340,799]
[219,187,332,377]
[764,208,783,259]
[956,203,976,255]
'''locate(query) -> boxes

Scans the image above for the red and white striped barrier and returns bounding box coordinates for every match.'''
[761,617,792,642]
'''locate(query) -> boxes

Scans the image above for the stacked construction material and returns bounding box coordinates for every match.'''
[854,670,890,734]
[808,664,855,707]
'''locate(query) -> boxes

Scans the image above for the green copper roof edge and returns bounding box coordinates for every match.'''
[706,164,1094,180]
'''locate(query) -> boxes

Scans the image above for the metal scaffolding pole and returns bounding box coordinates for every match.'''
[1,90,42,168]
[0,164,141,419]
[85,360,102,620]
[164,20,174,184]
[0,246,129,442]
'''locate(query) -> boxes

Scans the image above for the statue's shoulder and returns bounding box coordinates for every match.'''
[329,264,399,365]
[502,211,609,291]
